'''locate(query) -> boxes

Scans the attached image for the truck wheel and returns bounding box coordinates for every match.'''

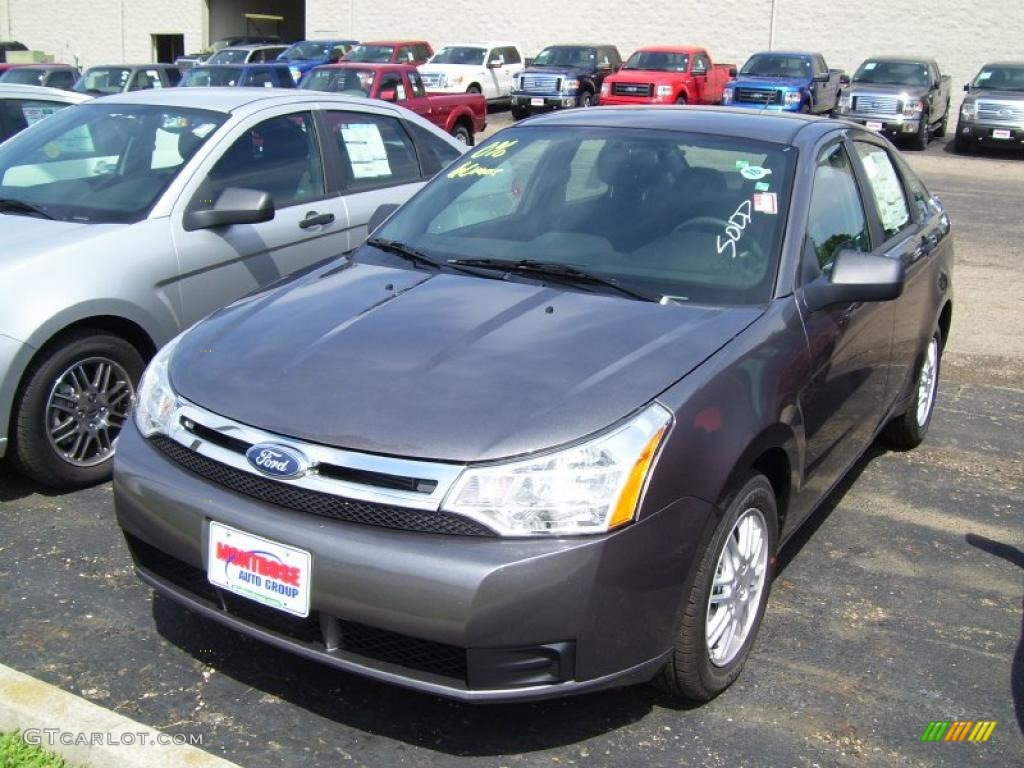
[800,102,811,114]
[654,472,778,701]
[10,329,144,489]
[466,84,481,95]
[675,94,688,105]
[577,90,594,108]
[451,124,472,145]
[934,102,950,138]
[910,110,930,150]
[511,106,528,121]
[884,328,942,450]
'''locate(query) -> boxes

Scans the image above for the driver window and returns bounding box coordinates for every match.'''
[408,71,426,98]
[692,55,708,74]
[379,73,407,100]
[804,143,870,280]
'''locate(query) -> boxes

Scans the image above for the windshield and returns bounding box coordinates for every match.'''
[853,60,929,86]
[181,67,245,87]
[372,127,795,305]
[280,41,330,60]
[624,51,688,72]
[0,103,225,224]
[430,47,486,66]
[208,49,249,64]
[533,47,596,67]
[300,67,374,95]
[73,67,131,94]
[344,45,395,63]
[740,54,811,78]
[1,68,47,85]
[972,65,1024,91]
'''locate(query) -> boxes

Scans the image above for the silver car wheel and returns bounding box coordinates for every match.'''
[45,356,135,467]
[916,337,939,427]
[706,508,769,667]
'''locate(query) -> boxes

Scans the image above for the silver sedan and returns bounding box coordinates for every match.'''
[0,87,464,488]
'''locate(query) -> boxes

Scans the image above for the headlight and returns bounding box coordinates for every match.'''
[442,403,671,536]
[513,76,523,91]
[903,98,924,117]
[561,78,579,93]
[656,84,673,98]
[600,82,610,95]
[960,102,976,119]
[723,87,733,104]
[289,66,302,83]
[837,94,851,112]
[133,331,185,438]
[784,91,803,106]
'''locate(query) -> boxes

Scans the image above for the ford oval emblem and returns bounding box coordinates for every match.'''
[245,443,309,479]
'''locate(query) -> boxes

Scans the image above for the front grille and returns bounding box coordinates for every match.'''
[735,87,780,105]
[977,101,1024,122]
[520,74,559,91]
[126,533,468,680]
[852,95,900,114]
[611,82,653,97]
[151,436,495,536]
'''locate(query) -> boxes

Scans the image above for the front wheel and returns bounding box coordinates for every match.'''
[884,328,942,450]
[674,94,688,105]
[910,111,930,150]
[577,90,594,108]
[10,329,144,489]
[466,84,481,95]
[655,473,778,701]
[510,105,529,121]
[451,124,472,145]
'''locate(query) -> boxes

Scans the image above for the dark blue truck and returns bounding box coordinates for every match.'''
[510,44,622,119]
[723,51,847,114]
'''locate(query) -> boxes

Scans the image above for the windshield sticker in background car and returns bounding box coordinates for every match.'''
[447,140,520,179]
[864,62,877,71]
[472,140,517,159]
[753,192,778,215]
[754,181,771,192]
[341,123,392,178]
[740,166,772,181]
[977,71,992,81]
[21,105,63,126]
[717,200,752,259]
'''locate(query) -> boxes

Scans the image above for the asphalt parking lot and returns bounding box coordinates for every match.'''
[1,114,1022,768]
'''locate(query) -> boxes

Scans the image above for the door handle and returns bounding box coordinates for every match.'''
[299,211,335,229]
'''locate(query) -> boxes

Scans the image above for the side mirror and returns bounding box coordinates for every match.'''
[963,82,970,92]
[728,66,738,77]
[380,89,397,101]
[804,250,905,313]
[329,50,343,63]
[368,203,400,235]
[183,187,275,232]
[814,72,830,83]
[613,63,623,72]
[839,74,851,86]
[487,58,503,68]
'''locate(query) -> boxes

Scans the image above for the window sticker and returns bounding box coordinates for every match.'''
[472,139,518,159]
[447,140,519,179]
[753,192,778,214]
[864,62,877,71]
[22,105,63,126]
[341,122,392,178]
[754,181,771,192]
[977,71,992,80]
[716,200,753,259]
[735,159,750,170]
[741,166,772,181]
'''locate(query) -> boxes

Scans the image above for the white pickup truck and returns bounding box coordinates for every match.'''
[417,42,524,102]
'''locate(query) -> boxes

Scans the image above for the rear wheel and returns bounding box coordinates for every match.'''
[451,124,472,145]
[884,328,942,450]
[466,84,481,95]
[655,473,778,701]
[10,330,144,489]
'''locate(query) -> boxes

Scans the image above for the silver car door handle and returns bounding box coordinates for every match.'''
[299,211,335,229]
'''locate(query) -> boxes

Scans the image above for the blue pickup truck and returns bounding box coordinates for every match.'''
[723,51,847,114]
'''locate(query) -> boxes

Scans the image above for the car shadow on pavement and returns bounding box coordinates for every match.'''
[152,594,702,756]
[0,462,67,502]
[940,137,1023,161]
[964,533,1024,737]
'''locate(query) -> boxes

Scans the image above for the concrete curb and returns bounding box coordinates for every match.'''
[0,663,240,768]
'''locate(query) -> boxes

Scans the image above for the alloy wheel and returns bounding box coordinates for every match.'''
[916,337,939,427]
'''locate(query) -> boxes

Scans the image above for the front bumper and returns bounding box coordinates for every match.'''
[956,119,1024,144]
[511,93,578,111]
[599,94,674,107]
[0,333,33,459]
[114,420,712,702]
[840,113,923,135]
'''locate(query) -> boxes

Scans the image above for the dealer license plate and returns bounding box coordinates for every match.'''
[530,97,544,106]
[207,521,311,617]
[866,121,883,131]
[993,129,1011,140]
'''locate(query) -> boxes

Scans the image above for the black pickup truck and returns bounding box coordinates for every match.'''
[834,57,951,150]
[510,44,622,119]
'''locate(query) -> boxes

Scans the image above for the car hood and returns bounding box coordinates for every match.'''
[420,64,487,73]
[521,65,592,77]
[733,75,809,89]
[0,215,102,269]
[609,70,683,84]
[849,82,929,97]
[964,88,1024,102]
[170,261,762,462]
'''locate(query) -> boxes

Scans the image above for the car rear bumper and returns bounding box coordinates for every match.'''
[114,420,713,702]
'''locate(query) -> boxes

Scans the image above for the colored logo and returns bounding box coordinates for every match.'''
[920,721,996,742]
[245,443,308,479]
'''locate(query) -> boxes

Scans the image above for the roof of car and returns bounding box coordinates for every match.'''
[219,43,288,51]
[7,63,77,70]
[315,62,414,71]
[862,56,937,65]
[91,86,395,114]
[355,40,430,46]
[630,45,707,53]
[0,83,91,102]
[193,62,291,69]
[85,63,180,70]
[978,60,1024,67]
[749,50,816,58]
[518,105,836,144]
[434,42,519,48]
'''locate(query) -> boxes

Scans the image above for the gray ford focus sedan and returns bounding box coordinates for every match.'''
[114,107,953,702]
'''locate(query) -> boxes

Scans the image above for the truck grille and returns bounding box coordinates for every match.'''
[735,87,781,105]
[852,95,900,115]
[520,74,560,92]
[151,436,495,537]
[977,101,1024,122]
[611,82,653,97]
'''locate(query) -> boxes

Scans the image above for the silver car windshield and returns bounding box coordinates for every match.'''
[373,127,796,306]
[0,103,226,224]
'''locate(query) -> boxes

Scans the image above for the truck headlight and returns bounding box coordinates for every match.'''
[960,102,976,120]
[600,82,610,95]
[784,91,803,106]
[289,66,302,83]
[442,403,671,536]
[513,76,523,92]
[723,87,733,104]
[133,332,185,438]
[561,78,579,93]
[903,98,924,117]
[656,84,673,98]
[837,94,851,112]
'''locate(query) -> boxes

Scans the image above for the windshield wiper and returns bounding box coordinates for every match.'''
[366,237,441,270]
[0,198,53,220]
[446,258,659,302]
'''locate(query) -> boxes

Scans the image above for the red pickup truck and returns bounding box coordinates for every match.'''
[600,46,735,106]
[302,62,486,144]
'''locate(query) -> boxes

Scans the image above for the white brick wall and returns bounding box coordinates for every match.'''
[4,0,1021,102]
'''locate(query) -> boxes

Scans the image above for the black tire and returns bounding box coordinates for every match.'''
[577,90,594,108]
[451,124,472,145]
[10,329,144,490]
[799,102,811,114]
[934,102,950,138]
[510,105,529,121]
[910,110,930,150]
[466,84,481,95]
[675,94,688,105]
[655,472,779,701]
[884,328,942,450]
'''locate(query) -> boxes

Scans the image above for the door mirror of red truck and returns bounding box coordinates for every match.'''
[380,89,397,101]
[729,67,738,77]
